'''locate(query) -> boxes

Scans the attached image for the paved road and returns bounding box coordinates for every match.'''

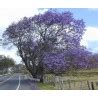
[0,74,38,90]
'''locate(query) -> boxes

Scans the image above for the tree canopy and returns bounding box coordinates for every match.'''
[3,9,91,82]
[0,55,15,71]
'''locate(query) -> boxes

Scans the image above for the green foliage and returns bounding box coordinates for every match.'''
[14,63,29,73]
[0,55,15,70]
[37,83,55,90]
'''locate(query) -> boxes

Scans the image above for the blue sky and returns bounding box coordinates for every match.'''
[63,8,98,27]
[0,8,98,63]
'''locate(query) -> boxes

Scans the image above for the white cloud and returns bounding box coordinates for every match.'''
[92,47,98,53]
[83,27,98,41]
[81,26,98,47]
[0,8,39,28]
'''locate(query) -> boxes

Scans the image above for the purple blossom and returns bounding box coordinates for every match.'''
[43,52,66,73]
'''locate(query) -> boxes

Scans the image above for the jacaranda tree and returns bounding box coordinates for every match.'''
[2,9,86,82]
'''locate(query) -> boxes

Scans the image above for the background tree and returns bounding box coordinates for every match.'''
[0,55,15,74]
[13,63,28,73]
[2,9,85,82]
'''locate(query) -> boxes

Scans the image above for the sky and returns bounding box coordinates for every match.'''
[0,0,98,63]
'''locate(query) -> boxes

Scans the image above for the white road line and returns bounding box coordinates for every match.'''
[0,75,14,84]
[16,75,21,90]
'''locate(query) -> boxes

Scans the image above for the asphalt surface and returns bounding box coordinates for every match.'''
[0,74,38,90]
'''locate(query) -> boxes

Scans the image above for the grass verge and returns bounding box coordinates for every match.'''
[37,83,55,90]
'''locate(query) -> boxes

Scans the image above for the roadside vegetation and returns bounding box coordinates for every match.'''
[0,55,15,74]
[38,83,55,90]
[38,68,98,90]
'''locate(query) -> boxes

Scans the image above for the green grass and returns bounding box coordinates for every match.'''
[61,68,98,90]
[63,68,98,76]
[37,83,55,90]
[37,68,98,90]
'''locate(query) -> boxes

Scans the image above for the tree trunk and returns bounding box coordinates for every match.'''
[26,65,37,78]
[40,74,43,83]
[17,44,38,78]
[38,62,44,83]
